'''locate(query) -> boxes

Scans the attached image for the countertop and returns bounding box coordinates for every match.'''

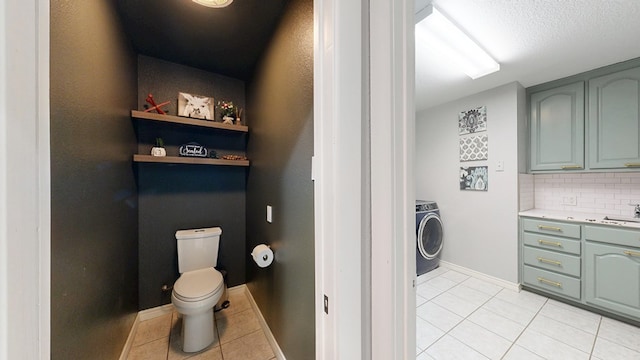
[519,209,640,229]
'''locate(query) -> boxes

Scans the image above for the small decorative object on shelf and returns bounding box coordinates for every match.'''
[221,154,248,161]
[235,108,243,125]
[144,94,170,114]
[217,100,235,124]
[178,92,214,120]
[179,142,208,157]
[151,138,167,157]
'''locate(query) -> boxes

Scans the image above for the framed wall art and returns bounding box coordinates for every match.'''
[178,92,215,120]
[458,106,487,135]
[460,134,488,162]
[460,166,488,191]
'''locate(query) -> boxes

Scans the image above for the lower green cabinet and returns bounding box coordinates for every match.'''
[585,242,640,319]
[520,216,640,322]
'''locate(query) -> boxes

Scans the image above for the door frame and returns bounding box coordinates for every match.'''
[0,0,51,359]
[314,0,414,358]
[1,0,414,357]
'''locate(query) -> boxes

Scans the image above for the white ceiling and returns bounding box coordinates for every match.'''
[415,0,640,112]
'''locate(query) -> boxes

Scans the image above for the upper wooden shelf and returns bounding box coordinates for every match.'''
[133,154,249,167]
[131,110,249,133]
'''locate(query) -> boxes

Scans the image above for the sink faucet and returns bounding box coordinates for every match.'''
[631,203,640,218]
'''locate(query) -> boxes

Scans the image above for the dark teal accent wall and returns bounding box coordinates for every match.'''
[136,56,248,310]
[246,0,315,358]
[50,0,139,358]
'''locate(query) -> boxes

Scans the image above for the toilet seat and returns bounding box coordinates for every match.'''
[173,267,223,302]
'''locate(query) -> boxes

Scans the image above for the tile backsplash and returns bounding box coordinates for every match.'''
[533,172,640,216]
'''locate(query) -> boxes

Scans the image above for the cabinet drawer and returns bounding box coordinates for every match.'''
[524,247,581,277]
[585,225,640,248]
[523,232,581,255]
[523,218,581,239]
[523,265,581,300]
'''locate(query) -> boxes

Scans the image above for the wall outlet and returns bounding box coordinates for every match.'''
[562,196,577,206]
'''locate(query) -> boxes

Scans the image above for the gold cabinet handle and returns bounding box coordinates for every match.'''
[624,250,640,257]
[537,257,562,266]
[538,239,562,247]
[537,277,562,288]
[561,165,582,170]
[624,163,640,167]
[538,225,562,232]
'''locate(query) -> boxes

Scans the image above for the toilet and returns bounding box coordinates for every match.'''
[171,227,225,352]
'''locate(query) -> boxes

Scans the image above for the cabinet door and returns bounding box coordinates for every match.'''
[588,67,640,169]
[530,82,585,171]
[585,242,640,319]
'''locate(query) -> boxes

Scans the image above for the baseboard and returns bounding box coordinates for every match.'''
[439,260,521,292]
[242,285,287,360]
[118,312,140,360]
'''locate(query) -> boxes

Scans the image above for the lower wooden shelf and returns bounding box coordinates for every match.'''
[133,154,249,167]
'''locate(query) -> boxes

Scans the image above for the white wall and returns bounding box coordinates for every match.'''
[416,82,524,283]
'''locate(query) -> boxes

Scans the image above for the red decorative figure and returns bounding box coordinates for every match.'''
[145,94,170,114]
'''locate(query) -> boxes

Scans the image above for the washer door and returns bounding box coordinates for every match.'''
[417,213,443,259]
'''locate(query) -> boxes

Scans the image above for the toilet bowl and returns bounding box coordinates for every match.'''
[172,267,224,352]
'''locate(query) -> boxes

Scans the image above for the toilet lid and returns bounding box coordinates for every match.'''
[174,267,223,302]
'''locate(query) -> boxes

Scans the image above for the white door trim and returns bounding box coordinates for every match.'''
[370,0,415,358]
[314,0,414,358]
[314,0,365,358]
[0,0,51,359]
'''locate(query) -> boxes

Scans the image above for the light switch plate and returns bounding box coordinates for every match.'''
[267,205,273,223]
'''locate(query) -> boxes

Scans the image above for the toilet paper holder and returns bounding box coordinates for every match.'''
[251,244,274,268]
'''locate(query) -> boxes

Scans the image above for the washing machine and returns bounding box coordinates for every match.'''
[416,200,443,276]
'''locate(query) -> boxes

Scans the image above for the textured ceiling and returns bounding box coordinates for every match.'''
[115,0,289,81]
[415,0,640,111]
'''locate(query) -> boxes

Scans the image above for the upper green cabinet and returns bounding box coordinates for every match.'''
[530,82,585,171]
[588,67,640,169]
[528,60,640,172]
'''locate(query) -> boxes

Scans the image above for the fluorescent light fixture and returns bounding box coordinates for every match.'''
[415,4,499,79]
[192,0,233,8]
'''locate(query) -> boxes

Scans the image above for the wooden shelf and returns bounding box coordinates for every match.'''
[133,154,249,167]
[131,110,248,133]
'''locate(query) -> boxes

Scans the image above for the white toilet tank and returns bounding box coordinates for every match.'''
[176,227,222,273]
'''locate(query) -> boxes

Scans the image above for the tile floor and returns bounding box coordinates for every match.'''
[126,288,277,360]
[416,266,640,360]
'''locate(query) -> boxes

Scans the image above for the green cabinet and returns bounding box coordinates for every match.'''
[530,82,585,171]
[520,216,640,322]
[585,242,640,319]
[588,67,640,169]
[521,218,581,300]
[527,60,640,172]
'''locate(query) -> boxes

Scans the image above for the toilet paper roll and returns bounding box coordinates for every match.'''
[251,244,274,268]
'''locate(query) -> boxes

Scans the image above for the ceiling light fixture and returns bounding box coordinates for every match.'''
[415,4,499,79]
[192,0,233,8]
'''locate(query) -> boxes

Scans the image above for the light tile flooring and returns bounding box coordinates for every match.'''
[416,266,640,360]
[126,288,276,360]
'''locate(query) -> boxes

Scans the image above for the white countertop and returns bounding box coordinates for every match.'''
[519,209,640,229]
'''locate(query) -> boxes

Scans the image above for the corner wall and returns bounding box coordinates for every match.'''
[416,82,525,283]
[50,0,139,358]
[246,0,315,358]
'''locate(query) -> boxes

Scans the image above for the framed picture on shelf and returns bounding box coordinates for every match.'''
[178,92,214,120]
